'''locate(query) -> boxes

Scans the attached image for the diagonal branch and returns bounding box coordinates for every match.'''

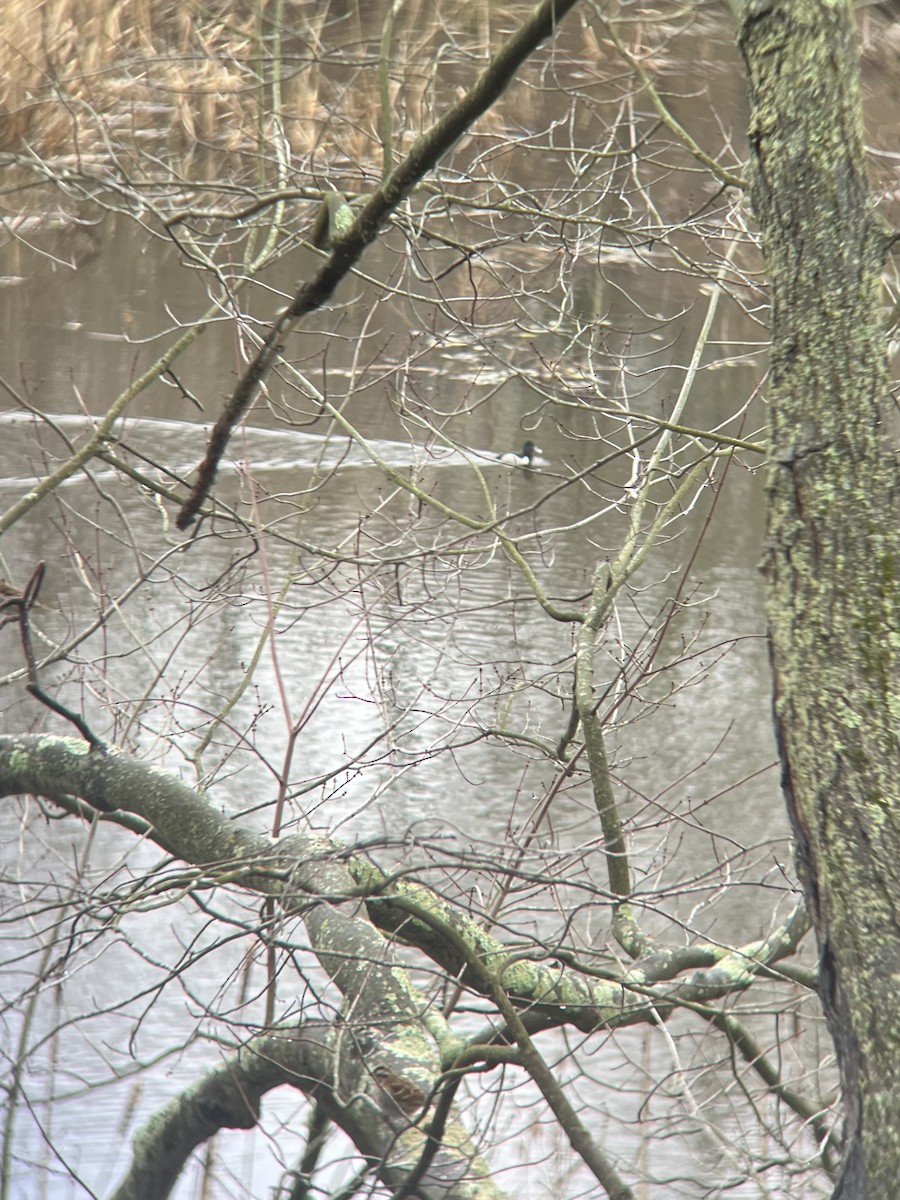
[175,0,582,529]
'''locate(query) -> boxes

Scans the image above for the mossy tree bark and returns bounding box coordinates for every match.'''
[736,2,900,1197]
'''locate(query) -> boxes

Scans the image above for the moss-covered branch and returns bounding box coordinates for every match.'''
[0,735,815,1199]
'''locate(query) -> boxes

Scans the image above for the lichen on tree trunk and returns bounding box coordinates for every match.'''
[737,2,900,1196]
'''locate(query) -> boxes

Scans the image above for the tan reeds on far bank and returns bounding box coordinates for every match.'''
[0,0,533,168]
[0,0,281,159]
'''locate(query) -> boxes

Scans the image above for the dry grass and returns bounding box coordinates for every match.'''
[0,0,270,156]
[0,0,621,225]
[0,0,586,159]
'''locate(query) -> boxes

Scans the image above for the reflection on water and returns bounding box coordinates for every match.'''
[1,400,779,872]
[0,393,793,1198]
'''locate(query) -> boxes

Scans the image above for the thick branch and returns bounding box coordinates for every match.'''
[0,735,499,1200]
[110,1026,332,1200]
[0,734,810,1027]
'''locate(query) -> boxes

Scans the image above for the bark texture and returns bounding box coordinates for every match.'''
[738,2,900,1196]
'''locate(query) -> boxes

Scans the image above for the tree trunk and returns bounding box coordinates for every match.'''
[737,2,900,1196]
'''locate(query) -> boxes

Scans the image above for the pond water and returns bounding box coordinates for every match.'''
[6,3,896,1197]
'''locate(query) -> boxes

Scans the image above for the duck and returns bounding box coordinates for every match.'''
[497,439,542,467]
